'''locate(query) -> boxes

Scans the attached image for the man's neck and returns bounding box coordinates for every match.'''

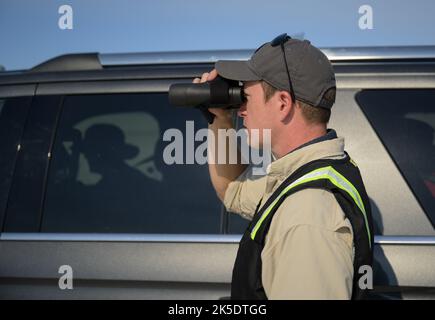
[272,126,327,159]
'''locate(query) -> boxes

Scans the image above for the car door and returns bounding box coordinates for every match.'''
[330,65,435,299]
[0,72,241,299]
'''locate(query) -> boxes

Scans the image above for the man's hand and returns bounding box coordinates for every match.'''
[192,69,233,125]
[193,69,247,202]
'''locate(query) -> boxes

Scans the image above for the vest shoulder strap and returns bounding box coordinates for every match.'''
[249,155,372,250]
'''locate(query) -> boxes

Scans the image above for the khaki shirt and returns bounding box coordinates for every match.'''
[224,137,355,299]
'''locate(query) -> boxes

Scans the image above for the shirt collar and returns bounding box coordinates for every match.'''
[290,129,338,154]
[267,129,345,178]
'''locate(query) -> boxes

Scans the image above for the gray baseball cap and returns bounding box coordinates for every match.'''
[215,35,336,109]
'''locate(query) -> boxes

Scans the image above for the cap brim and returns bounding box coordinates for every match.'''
[215,60,261,81]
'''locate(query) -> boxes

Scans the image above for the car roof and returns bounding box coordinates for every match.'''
[1,46,435,86]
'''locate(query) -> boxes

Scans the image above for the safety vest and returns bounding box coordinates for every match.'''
[231,154,374,300]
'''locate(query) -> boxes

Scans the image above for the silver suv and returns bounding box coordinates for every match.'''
[0,47,434,299]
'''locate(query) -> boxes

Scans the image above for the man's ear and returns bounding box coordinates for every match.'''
[278,91,294,122]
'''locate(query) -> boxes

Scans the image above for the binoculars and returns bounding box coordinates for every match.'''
[168,76,245,123]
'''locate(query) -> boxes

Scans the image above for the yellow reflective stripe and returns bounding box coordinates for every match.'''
[250,166,371,248]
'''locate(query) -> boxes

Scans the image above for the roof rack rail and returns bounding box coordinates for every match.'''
[27,45,435,73]
[321,45,435,61]
[99,49,254,66]
[99,46,435,67]
[30,53,102,73]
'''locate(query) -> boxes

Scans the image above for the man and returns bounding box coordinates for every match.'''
[193,34,374,300]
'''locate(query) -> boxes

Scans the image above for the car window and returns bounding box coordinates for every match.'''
[356,89,435,228]
[0,97,32,230]
[41,93,222,233]
[228,212,250,234]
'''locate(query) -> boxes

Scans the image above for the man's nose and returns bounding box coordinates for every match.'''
[237,103,247,117]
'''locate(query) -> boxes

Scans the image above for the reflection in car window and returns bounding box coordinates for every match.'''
[356,89,435,228]
[42,93,221,233]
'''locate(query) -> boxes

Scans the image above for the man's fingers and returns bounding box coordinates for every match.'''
[193,69,218,84]
[200,72,209,83]
[207,69,218,81]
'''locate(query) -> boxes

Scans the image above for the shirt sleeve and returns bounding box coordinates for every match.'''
[223,166,268,220]
[261,223,354,299]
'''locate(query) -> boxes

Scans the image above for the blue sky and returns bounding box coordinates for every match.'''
[1,0,435,70]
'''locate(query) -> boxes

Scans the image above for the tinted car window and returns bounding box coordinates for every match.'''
[41,93,222,233]
[356,89,435,228]
[228,211,250,234]
[3,95,62,232]
[0,97,32,230]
